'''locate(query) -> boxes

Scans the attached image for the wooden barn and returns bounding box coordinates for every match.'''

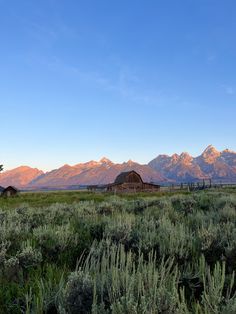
[2,186,19,197]
[106,170,160,192]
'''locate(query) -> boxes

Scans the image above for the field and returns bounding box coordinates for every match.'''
[0,189,236,313]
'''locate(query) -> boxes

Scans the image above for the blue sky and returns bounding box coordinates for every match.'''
[0,0,235,171]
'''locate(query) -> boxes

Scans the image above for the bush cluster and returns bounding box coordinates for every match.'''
[0,191,236,313]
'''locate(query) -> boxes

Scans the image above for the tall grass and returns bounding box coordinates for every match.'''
[0,190,236,313]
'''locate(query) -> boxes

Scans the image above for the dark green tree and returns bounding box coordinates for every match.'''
[0,165,3,172]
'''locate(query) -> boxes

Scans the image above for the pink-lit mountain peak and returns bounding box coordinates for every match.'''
[201,145,220,163]
[0,146,235,188]
[99,157,113,164]
[202,144,219,154]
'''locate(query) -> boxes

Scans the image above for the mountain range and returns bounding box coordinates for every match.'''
[0,145,235,189]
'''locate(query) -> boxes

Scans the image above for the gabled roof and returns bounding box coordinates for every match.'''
[3,186,19,192]
[114,170,143,184]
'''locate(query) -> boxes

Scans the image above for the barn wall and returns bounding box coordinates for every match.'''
[143,183,160,191]
[126,173,142,183]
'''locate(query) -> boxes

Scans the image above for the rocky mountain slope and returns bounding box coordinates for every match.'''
[0,146,235,188]
[0,166,43,187]
[149,145,236,182]
[28,158,165,188]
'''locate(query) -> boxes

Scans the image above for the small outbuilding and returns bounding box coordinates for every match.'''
[2,186,19,197]
[106,170,160,192]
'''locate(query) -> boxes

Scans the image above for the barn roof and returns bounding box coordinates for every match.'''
[3,186,19,192]
[114,170,143,184]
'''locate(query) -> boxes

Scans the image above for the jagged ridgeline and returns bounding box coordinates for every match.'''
[0,189,236,313]
[0,146,235,188]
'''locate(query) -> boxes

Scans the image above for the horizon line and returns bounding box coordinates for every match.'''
[1,144,235,173]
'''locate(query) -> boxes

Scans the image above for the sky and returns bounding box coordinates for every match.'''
[0,0,236,171]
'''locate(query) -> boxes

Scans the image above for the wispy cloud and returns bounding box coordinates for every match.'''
[94,69,165,106]
[15,9,79,45]
[29,54,188,109]
[42,57,165,106]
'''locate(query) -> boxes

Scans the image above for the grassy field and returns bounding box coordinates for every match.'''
[0,189,236,313]
[0,189,193,209]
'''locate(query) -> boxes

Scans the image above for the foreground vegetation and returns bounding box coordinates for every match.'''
[0,189,236,313]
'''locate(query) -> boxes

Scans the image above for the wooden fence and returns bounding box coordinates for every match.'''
[160,180,236,192]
